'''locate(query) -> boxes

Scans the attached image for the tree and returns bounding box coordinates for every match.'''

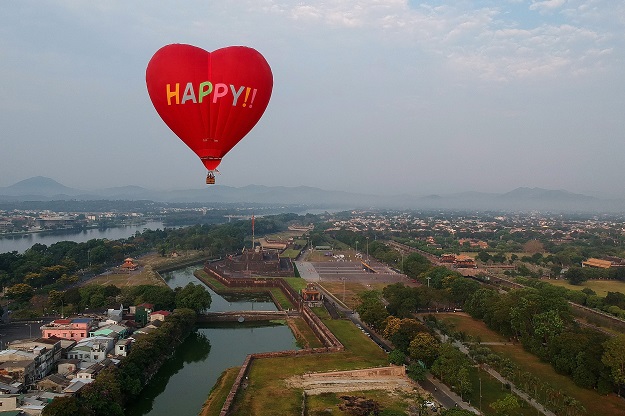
[388,349,406,366]
[41,396,86,416]
[523,239,544,254]
[356,290,389,330]
[406,362,427,381]
[78,367,124,416]
[402,252,431,278]
[408,332,440,367]
[477,250,492,263]
[602,334,625,391]
[6,283,34,302]
[47,290,64,308]
[175,283,212,314]
[566,267,588,285]
[388,318,426,353]
[489,394,520,416]
[448,277,480,305]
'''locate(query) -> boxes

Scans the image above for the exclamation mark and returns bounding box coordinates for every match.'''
[243,87,251,107]
[248,89,257,108]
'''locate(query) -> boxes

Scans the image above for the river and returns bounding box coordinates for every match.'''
[0,221,166,254]
[125,265,299,416]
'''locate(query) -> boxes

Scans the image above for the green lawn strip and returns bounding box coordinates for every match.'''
[194,270,228,291]
[284,276,308,292]
[199,367,240,416]
[435,313,508,343]
[311,306,331,319]
[289,316,324,349]
[545,279,625,297]
[281,249,301,258]
[323,319,388,361]
[268,287,293,309]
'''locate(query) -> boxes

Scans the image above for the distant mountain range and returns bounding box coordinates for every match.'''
[1,176,624,213]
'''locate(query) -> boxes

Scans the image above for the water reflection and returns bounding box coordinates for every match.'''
[128,331,212,415]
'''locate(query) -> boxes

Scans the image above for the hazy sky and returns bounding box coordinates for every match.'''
[2,1,624,197]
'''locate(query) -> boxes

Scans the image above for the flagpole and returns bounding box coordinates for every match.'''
[252,214,255,250]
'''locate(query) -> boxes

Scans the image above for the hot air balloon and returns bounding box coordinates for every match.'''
[146,44,273,184]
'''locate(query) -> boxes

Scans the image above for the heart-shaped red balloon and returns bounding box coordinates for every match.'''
[146,44,273,172]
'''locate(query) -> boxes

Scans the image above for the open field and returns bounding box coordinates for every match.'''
[227,318,396,416]
[321,281,387,310]
[436,313,625,416]
[544,278,625,297]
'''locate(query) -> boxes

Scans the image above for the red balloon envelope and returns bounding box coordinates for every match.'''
[146,44,273,181]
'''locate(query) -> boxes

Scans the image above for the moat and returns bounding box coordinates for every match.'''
[125,265,299,416]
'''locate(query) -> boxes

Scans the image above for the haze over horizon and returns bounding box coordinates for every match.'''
[2,2,624,198]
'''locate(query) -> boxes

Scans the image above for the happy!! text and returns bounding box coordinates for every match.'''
[166,82,258,108]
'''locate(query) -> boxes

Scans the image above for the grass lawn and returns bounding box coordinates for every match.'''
[320,281,385,310]
[436,314,625,415]
[228,316,390,416]
[544,278,625,297]
[433,313,508,343]
[284,277,308,293]
[280,248,301,258]
[88,268,166,287]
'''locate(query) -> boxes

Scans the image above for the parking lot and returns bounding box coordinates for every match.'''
[0,319,52,348]
[296,257,416,287]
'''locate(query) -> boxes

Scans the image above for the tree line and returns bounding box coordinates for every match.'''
[0,215,309,318]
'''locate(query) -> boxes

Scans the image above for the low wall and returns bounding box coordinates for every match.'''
[304,366,406,379]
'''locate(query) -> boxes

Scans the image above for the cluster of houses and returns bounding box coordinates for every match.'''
[0,304,172,415]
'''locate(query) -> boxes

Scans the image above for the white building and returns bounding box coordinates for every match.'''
[66,336,115,363]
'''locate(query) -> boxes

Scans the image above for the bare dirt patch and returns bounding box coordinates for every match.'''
[286,367,422,396]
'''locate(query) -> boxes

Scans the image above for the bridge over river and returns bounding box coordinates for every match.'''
[198,310,294,322]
